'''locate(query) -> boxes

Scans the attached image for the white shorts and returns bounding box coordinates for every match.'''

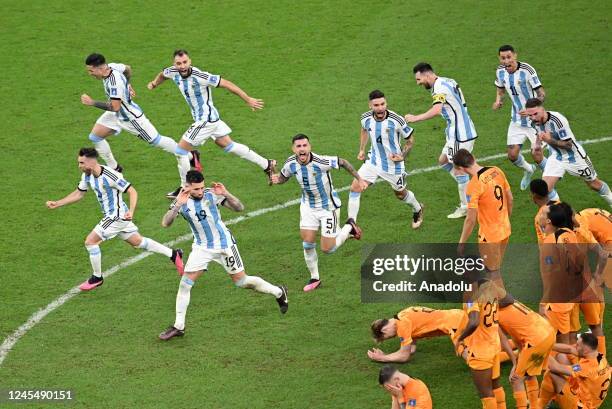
[96,111,160,144]
[93,217,139,241]
[358,162,406,191]
[543,155,598,181]
[181,120,232,147]
[184,243,244,274]
[442,139,476,163]
[507,122,538,146]
[300,203,341,238]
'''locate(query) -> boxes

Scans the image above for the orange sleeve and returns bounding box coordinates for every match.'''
[396,319,414,347]
[466,179,480,210]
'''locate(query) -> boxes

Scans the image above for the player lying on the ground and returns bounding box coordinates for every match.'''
[158,170,288,340]
[46,148,184,291]
[378,365,433,409]
[270,133,367,292]
[147,49,276,198]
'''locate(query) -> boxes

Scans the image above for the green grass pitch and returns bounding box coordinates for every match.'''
[0,0,610,407]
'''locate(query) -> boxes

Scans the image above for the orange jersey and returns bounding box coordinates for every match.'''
[395,307,467,347]
[540,228,584,305]
[535,200,559,244]
[463,300,501,357]
[498,301,555,348]
[576,208,612,244]
[466,166,511,243]
[569,354,611,408]
[399,377,433,409]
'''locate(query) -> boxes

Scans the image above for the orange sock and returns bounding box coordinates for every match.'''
[512,390,528,409]
[597,336,606,356]
[525,377,539,409]
[493,387,506,409]
[537,372,556,409]
[481,397,497,409]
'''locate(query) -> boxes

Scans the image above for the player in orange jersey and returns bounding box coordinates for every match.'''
[575,207,612,290]
[367,306,467,363]
[378,365,433,409]
[529,178,558,245]
[454,149,513,286]
[538,332,611,409]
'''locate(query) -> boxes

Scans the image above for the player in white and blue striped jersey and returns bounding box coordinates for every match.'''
[46,148,184,291]
[493,45,548,190]
[347,90,424,229]
[271,134,368,292]
[524,99,612,207]
[81,53,200,192]
[406,63,478,219]
[158,170,288,340]
[147,49,277,198]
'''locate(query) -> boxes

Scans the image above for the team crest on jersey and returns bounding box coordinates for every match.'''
[385,128,390,134]
[572,364,581,372]
[408,399,417,406]
[466,194,471,203]
[117,179,127,188]
[545,256,553,265]
[110,88,117,96]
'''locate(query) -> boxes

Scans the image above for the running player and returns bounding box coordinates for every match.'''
[524,98,612,206]
[158,170,288,340]
[453,149,513,285]
[367,306,467,363]
[81,53,199,187]
[346,90,424,229]
[147,49,276,198]
[538,333,611,409]
[46,148,184,290]
[493,45,547,190]
[378,365,433,409]
[270,134,367,291]
[405,63,478,219]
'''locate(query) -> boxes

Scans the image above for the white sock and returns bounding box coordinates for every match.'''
[598,182,612,206]
[86,244,102,278]
[176,155,190,185]
[236,275,282,298]
[402,190,421,212]
[334,224,353,249]
[174,276,193,330]
[549,189,560,201]
[155,135,179,155]
[138,237,172,258]
[456,174,470,208]
[512,154,534,172]
[224,142,268,169]
[348,191,361,221]
[92,138,118,169]
[303,242,319,280]
[538,157,548,170]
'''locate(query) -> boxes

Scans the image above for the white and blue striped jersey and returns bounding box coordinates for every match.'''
[172,189,233,249]
[431,77,477,142]
[533,111,588,164]
[495,62,543,127]
[77,166,131,219]
[103,63,143,122]
[280,153,341,211]
[360,110,414,175]
[162,66,221,123]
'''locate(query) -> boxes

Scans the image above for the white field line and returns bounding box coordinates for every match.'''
[1,136,610,367]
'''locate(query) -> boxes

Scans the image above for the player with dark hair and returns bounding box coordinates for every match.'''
[378,365,433,409]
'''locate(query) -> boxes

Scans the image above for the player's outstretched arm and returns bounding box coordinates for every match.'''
[492,87,506,110]
[124,186,137,220]
[367,346,412,363]
[80,94,121,112]
[552,343,578,355]
[147,71,167,90]
[218,78,264,111]
[547,355,573,377]
[405,104,442,123]
[357,128,368,160]
[46,190,86,209]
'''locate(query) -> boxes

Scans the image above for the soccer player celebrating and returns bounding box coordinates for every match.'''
[147,49,276,198]
[524,98,612,207]
[346,90,424,229]
[270,134,367,291]
[453,149,513,285]
[405,63,478,219]
[367,306,468,363]
[378,365,433,409]
[158,170,288,340]
[46,148,184,290]
[493,45,547,190]
[81,53,199,187]
[538,333,611,409]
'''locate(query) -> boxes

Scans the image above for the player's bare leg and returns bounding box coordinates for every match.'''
[214,135,276,184]
[543,176,561,201]
[469,367,496,409]
[159,270,204,340]
[228,270,287,313]
[89,124,121,171]
[394,189,423,229]
[347,179,370,221]
[166,139,202,199]
[586,178,612,206]
[440,154,468,219]
[80,231,105,290]
[124,233,184,275]
[508,144,537,191]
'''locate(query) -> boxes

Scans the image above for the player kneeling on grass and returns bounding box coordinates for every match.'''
[46,148,184,290]
[270,133,368,292]
[158,170,288,340]
[378,365,433,409]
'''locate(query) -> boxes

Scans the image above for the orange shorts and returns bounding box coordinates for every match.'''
[546,307,572,335]
[478,238,509,273]
[570,303,605,331]
[467,349,501,379]
[515,331,555,377]
[555,381,578,409]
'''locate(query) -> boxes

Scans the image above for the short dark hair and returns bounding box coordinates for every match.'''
[369,90,385,100]
[173,49,189,57]
[530,179,549,198]
[292,133,309,144]
[186,170,204,184]
[378,365,398,385]
[498,45,515,53]
[548,203,573,229]
[78,147,99,158]
[371,319,389,342]
[413,62,433,74]
[85,53,106,66]
[579,332,598,351]
[452,149,475,168]
[525,98,543,108]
